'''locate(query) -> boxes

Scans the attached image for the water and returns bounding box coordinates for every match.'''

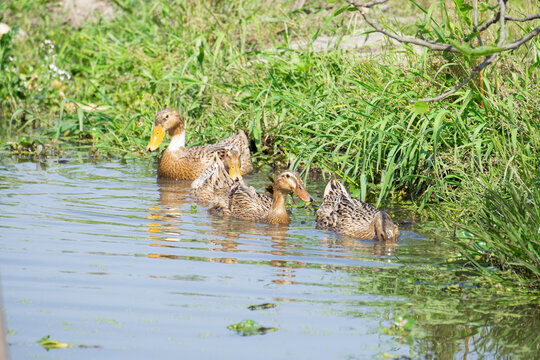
[0,155,538,359]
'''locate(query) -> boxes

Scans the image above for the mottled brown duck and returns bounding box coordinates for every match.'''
[190,148,243,206]
[146,108,252,180]
[315,179,399,242]
[212,170,313,225]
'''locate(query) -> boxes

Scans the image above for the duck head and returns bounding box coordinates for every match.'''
[273,171,314,202]
[373,211,400,242]
[146,109,185,151]
[223,148,242,181]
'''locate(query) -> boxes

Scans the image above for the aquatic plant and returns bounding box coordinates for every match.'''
[227,320,277,336]
[38,335,69,350]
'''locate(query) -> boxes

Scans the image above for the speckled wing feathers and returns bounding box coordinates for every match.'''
[315,179,391,240]
[218,184,272,222]
[158,143,236,180]
[190,155,240,206]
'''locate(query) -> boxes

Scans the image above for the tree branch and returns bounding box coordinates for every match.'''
[417,54,498,103]
[506,13,540,22]
[497,0,506,47]
[473,0,483,46]
[500,25,540,51]
[347,0,459,52]
[361,0,389,7]
[347,0,540,102]
[476,10,540,34]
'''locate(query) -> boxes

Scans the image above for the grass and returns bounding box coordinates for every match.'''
[448,169,540,287]
[0,0,539,286]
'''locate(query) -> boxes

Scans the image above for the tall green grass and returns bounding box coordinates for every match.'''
[451,175,540,287]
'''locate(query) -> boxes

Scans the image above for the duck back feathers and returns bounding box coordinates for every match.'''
[190,152,242,207]
[316,179,399,242]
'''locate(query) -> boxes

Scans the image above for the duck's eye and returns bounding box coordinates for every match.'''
[285,174,290,178]
[165,114,169,119]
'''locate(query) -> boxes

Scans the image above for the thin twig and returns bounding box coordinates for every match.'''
[361,0,389,8]
[417,54,498,102]
[347,0,459,52]
[476,10,540,34]
[473,0,484,107]
[501,25,540,51]
[478,11,501,33]
[497,0,506,47]
[505,14,540,22]
[473,0,483,46]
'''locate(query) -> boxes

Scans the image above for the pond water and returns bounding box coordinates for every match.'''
[0,155,537,359]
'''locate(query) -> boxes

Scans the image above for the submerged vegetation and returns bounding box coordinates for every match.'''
[0,1,538,286]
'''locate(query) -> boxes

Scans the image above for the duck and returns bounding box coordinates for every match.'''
[315,179,399,242]
[212,170,313,225]
[190,148,243,206]
[146,108,253,180]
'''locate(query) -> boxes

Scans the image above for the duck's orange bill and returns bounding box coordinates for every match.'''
[228,160,243,181]
[293,187,313,203]
[146,125,165,151]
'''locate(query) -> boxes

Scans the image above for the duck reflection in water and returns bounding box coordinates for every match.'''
[205,218,305,285]
[147,170,311,285]
[320,234,397,262]
[145,177,192,257]
[156,177,192,212]
[147,170,399,283]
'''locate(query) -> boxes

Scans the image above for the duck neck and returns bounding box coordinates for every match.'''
[266,189,290,224]
[168,127,185,151]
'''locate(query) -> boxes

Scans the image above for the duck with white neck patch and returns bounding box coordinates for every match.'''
[146,108,253,180]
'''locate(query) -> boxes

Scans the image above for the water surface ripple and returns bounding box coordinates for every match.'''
[0,156,537,359]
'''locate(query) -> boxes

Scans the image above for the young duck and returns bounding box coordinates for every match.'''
[190,148,243,206]
[146,108,252,180]
[315,179,399,242]
[212,170,313,225]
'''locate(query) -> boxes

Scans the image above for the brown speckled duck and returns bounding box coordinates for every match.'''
[190,148,243,206]
[315,179,399,242]
[212,170,313,225]
[146,108,252,180]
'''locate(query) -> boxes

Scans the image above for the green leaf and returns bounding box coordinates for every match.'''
[412,101,429,115]
[447,39,473,56]
[470,45,505,56]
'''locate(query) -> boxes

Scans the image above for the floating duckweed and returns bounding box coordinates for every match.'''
[227,320,277,336]
[38,335,70,350]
